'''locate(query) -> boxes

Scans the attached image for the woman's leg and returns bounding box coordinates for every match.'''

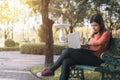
[59,58,76,80]
[50,48,102,72]
[58,50,104,80]
[36,48,78,77]
[37,48,103,77]
[50,48,73,72]
[69,50,104,66]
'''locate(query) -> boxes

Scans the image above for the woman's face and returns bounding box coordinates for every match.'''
[91,22,100,33]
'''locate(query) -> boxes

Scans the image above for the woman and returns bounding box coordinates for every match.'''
[36,14,111,80]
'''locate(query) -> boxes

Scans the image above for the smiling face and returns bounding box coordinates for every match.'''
[91,22,101,34]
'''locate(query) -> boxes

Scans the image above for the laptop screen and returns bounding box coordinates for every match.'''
[67,32,81,49]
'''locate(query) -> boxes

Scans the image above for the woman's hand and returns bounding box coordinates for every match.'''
[87,42,93,46]
[81,44,89,48]
[81,41,93,48]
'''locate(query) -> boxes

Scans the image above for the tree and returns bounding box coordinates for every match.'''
[104,0,120,32]
[23,0,54,66]
[0,1,12,39]
[0,0,30,39]
[90,0,120,33]
[41,0,54,66]
[21,0,41,13]
[50,0,90,33]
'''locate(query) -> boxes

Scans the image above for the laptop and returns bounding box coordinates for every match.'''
[67,32,95,53]
[68,31,81,49]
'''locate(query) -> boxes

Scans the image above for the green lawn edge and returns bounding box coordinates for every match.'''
[29,66,100,80]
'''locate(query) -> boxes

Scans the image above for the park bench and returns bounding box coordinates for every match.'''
[69,38,120,80]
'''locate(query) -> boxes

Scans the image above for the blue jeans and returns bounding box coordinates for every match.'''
[50,48,104,80]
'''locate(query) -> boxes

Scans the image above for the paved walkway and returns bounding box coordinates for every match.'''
[0,51,59,80]
[0,69,39,80]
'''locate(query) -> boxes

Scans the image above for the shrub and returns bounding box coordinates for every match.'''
[15,42,20,47]
[54,44,66,55]
[21,39,31,44]
[4,39,16,47]
[38,25,46,42]
[20,43,45,54]
[0,47,19,51]
[20,43,66,55]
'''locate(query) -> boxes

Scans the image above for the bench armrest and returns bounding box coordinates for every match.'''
[100,52,120,60]
[100,52,120,72]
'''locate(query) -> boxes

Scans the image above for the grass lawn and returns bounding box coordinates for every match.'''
[30,66,100,80]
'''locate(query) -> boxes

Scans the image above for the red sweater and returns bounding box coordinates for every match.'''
[89,30,110,57]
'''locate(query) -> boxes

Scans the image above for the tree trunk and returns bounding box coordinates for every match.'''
[41,0,54,66]
[4,30,9,40]
[69,26,73,33]
[68,19,73,33]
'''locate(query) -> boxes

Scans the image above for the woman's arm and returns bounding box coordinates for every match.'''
[88,31,110,46]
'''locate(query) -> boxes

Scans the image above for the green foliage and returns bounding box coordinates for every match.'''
[20,43,66,55]
[38,25,46,42]
[54,44,66,55]
[90,0,120,32]
[20,43,45,54]
[0,47,19,51]
[15,42,20,47]
[21,0,41,12]
[21,39,31,43]
[4,39,16,47]
[50,0,91,33]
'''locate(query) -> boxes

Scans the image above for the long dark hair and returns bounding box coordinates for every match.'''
[90,14,106,36]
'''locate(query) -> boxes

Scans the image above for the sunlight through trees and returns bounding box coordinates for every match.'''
[0,0,41,41]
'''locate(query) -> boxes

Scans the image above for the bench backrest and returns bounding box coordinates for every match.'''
[108,38,120,56]
[102,38,120,72]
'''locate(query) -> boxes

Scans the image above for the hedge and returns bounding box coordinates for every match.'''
[20,43,66,55]
[0,47,20,51]
[54,44,67,55]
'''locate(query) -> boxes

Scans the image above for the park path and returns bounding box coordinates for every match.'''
[0,51,58,80]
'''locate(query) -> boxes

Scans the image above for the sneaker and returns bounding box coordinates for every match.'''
[36,68,54,77]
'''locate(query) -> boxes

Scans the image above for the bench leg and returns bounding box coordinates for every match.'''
[100,72,104,80]
[80,69,85,80]
[69,67,85,80]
